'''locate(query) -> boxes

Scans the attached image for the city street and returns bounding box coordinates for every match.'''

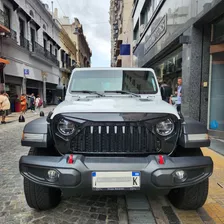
[0,107,224,224]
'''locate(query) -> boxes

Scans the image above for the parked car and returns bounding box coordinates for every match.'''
[19,68,213,211]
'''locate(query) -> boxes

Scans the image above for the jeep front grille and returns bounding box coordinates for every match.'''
[70,124,157,154]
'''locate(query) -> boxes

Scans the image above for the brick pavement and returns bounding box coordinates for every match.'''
[170,147,224,224]
[0,114,124,224]
[1,109,224,224]
[202,147,224,224]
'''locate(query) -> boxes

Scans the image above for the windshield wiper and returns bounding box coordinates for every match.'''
[105,90,140,98]
[71,90,105,97]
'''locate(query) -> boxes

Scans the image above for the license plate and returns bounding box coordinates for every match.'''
[92,171,140,191]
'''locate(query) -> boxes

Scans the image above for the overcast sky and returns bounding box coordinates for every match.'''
[43,0,111,67]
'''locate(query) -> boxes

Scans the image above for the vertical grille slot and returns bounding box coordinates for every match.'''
[70,123,156,154]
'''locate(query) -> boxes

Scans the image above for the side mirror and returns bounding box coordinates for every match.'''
[46,111,53,123]
[160,86,172,98]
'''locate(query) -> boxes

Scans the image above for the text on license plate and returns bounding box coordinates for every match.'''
[92,171,140,190]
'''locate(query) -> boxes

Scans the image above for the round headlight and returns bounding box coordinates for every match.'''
[156,119,174,136]
[57,119,75,136]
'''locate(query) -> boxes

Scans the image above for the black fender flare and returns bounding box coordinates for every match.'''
[178,116,210,148]
[21,117,53,148]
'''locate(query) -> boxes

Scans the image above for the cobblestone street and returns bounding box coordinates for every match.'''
[0,108,123,224]
[1,107,224,224]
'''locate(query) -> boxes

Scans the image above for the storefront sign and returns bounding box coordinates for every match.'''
[24,69,29,75]
[144,14,167,55]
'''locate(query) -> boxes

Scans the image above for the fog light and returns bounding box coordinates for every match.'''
[173,170,187,182]
[47,170,59,182]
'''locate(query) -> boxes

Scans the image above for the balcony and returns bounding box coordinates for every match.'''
[31,42,59,67]
[4,28,17,42]
[8,29,17,41]
[60,61,72,73]
[0,9,10,33]
[20,36,30,51]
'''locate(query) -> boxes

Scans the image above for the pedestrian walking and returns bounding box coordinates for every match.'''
[175,77,182,113]
[20,93,27,115]
[35,95,43,112]
[0,90,11,124]
[30,93,36,113]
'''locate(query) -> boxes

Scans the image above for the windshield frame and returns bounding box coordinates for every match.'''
[68,68,159,95]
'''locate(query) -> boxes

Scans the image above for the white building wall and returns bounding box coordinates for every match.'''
[0,0,61,105]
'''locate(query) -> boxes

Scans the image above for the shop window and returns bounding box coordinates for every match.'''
[209,51,224,132]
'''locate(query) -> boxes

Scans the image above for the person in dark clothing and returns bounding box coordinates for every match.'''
[30,93,36,112]
[175,77,182,113]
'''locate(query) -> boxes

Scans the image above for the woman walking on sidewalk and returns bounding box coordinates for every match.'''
[35,95,43,112]
[0,90,11,124]
[20,94,27,115]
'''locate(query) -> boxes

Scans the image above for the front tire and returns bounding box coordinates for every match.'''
[168,179,209,210]
[168,147,209,210]
[23,147,61,211]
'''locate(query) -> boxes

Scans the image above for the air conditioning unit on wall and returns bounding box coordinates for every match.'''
[140,24,145,36]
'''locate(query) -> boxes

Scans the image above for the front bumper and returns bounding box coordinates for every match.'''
[19,154,213,194]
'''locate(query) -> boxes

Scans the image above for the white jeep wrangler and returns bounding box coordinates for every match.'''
[19,68,213,211]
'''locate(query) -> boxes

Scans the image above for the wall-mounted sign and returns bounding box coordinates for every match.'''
[120,44,131,56]
[24,69,29,75]
[144,14,167,55]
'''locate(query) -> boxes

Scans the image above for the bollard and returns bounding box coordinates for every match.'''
[19,115,25,122]
[40,111,45,117]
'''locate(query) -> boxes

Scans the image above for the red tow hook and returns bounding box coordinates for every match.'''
[67,154,74,164]
[158,155,165,164]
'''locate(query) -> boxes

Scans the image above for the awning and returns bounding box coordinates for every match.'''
[0,58,10,64]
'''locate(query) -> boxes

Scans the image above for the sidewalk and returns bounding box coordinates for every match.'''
[201,147,224,224]
[4,105,56,123]
[209,138,224,156]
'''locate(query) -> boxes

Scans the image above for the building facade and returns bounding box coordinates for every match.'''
[110,0,134,67]
[0,0,61,107]
[53,9,78,100]
[61,17,92,68]
[132,0,224,138]
[110,0,123,67]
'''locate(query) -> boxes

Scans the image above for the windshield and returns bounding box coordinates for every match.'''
[69,70,158,94]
